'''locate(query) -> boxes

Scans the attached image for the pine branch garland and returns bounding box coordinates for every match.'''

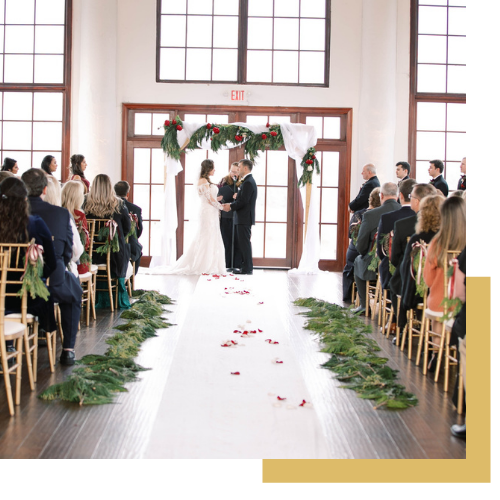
[17,247,50,301]
[293,297,418,410]
[95,225,120,255]
[39,290,174,405]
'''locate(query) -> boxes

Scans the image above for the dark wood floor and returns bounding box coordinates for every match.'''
[0,271,465,459]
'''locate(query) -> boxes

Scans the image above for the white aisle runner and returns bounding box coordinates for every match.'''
[144,273,330,459]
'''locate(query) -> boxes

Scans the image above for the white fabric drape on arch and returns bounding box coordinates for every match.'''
[149,122,322,274]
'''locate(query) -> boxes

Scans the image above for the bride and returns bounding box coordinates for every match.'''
[167,159,226,275]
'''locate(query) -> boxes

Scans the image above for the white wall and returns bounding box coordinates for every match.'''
[71,0,410,198]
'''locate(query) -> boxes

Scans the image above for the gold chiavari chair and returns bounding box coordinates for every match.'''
[444,319,464,412]
[79,270,96,326]
[0,251,27,416]
[1,243,38,387]
[366,275,381,319]
[421,250,461,386]
[88,218,119,311]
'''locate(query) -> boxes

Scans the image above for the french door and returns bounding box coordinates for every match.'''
[123,104,352,271]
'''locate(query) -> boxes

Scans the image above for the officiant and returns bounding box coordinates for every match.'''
[217,162,243,270]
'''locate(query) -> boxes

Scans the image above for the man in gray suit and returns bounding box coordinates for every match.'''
[352,182,401,314]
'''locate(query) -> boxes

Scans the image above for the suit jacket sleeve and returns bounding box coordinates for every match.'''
[32,217,57,278]
[62,212,73,266]
[391,222,406,266]
[376,218,385,260]
[349,182,372,212]
[136,207,143,238]
[121,204,131,237]
[230,180,254,212]
[355,214,372,256]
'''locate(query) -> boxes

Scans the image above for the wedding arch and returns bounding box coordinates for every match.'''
[150,116,323,274]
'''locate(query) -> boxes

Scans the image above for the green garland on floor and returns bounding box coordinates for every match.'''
[39,290,175,405]
[293,298,418,410]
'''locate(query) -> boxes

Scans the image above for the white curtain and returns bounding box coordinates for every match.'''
[149,122,321,272]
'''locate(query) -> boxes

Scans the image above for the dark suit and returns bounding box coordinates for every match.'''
[397,175,409,204]
[389,214,418,305]
[353,199,401,308]
[122,197,143,274]
[377,206,416,289]
[457,175,466,191]
[218,179,242,269]
[29,197,83,350]
[349,176,380,212]
[430,174,449,197]
[230,174,257,274]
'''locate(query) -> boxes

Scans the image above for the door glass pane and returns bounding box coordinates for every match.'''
[306,116,322,138]
[418,6,447,35]
[4,55,34,83]
[150,221,163,257]
[266,151,288,186]
[36,0,65,24]
[446,132,465,162]
[321,188,338,224]
[445,162,461,190]
[417,35,447,64]
[4,26,34,53]
[151,149,165,184]
[32,122,62,150]
[416,131,445,160]
[184,149,206,184]
[322,152,339,187]
[447,36,466,65]
[133,185,150,219]
[34,92,63,121]
[446,103,466,132]
[151,184,164,220]
[135,114,152,135]
[417,102,446,131]
[35,26,65,54]
[3,92,33,120]
[5,0,35,24]
[34,55,64,84]
[251,154,266,185]
[448,7,466,35]
[320,224,337,260]
[255,188,265,221]
[324,117,340,139]
[3,121,32,150]
[447,65,466,93]
[265,223,286,258]
[417,64,446,93]
[266,187,287,223]
[141,222,150,255]
[152,113,170,135]
[252,223,264,258]
[183,220,195,251]
[134,149,151,184]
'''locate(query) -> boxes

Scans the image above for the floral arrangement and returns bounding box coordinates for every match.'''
[95,220,120,255]
[161,116,320,186]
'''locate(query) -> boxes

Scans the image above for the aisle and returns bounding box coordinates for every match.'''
[144,273,330,459]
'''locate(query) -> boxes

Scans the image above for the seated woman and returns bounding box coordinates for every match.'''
[69,154,91,193]
[423,196,466,369]
[41,155,59,177]
[342,187,381,302]
[0,177,57,343]
[399,195,444,329]
[84,174,132,308]
[62,181,90,274]
[1,157,19,175]
[45,176,83,278]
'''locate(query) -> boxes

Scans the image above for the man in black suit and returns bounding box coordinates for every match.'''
[21,169,83,366]
[428,159,449,197]
[389,183,437,307]
[352,183,401,314]
[377,178,417,290]
[395,161,410,186]
[222,159,257,275]
[349,163,380,213]
[114,180,143,274]
[457,157,466,190]
[217,162,243,270]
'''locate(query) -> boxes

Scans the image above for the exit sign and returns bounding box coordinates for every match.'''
[231,90,245,101]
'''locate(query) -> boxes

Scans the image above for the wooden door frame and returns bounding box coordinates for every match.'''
[122,104,352,271]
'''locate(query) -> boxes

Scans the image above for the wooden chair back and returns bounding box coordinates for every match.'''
[87,218,113,267]
[0,243,29,322]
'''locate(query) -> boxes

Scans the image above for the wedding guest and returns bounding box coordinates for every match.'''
[0,177,57,355]
[70,154,90,193]
[41,155,58,176]
[423,196,466,369]
[428,159,449,197]
[21,168,82,365]
[389,183,438,303]
[457,157,466,191]
[377,178,417,293]
[114,180,143,275]
[1,158,19,175]
[398,195,444,331]
[217,162,243,270]
[44,177,83,278]
[342,187,381,302]
[395,161,410,185]
[349,163,380,213]
[62,181,90,275]
[0,171,14,183]
[84,174,132,307]
[352,183,401,314]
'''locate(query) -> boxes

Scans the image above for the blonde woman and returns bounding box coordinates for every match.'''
[84,174,131,307]
[423,196,466,370]
[43,174,62,206]
[62,181,89,274]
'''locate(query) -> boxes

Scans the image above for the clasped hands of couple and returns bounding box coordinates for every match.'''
[217,192,238,212]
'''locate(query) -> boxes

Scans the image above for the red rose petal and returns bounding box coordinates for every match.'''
[258,329,263,332]
[299,400,307,407]
[275,360,284,364]
[277,396,286,401]
[231,372,240,375]
[258,302,264,305]
[233,330,241,333]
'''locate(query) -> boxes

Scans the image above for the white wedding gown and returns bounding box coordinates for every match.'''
[166,182,226,275]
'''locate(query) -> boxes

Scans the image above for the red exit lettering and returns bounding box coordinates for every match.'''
[231,90,245,101]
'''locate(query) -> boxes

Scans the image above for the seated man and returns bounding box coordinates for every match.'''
[114,180,143,275]
[352,182,401,314]
[21,168,83,366]
[377,178,417,291]
[349,163,380,213]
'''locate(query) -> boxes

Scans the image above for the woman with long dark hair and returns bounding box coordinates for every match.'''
[69,154,90,193]
[41,155,58,176]
[1,158,19,175]
[0,177,57,338]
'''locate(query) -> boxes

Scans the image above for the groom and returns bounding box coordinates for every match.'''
[222,159,257,275]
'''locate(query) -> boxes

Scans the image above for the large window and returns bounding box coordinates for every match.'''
[157,0,330,86]
[0,0,71,180]
[409,0,466,185]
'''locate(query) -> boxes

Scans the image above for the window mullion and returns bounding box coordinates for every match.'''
[238,0,248,83]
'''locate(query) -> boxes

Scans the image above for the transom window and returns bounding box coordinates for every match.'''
[157,0,330,86]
